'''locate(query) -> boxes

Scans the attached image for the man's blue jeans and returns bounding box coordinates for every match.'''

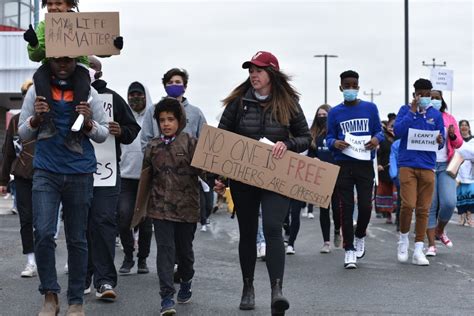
[33,169,93,305]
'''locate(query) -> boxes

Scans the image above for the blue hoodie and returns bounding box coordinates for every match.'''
[326,100,384,161]
[393,105,445,170]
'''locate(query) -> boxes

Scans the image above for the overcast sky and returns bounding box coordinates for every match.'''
[53,0,473,126]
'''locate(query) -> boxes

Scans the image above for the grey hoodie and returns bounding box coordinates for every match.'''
[120,83,153,179]
[140,97,206,152]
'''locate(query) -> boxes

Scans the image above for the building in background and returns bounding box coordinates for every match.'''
[0,0,39,139]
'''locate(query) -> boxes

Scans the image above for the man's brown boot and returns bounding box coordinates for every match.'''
[38,292,59,316]
[66,304,85,316]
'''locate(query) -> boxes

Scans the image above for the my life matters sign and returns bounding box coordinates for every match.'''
[45,12,120,58]
[430,68,453,91]
[92,94,117,187]
[191,125,340,208]
[407,128,439,152]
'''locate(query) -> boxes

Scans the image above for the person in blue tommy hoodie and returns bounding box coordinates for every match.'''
[394,78,444,267]
[326,70,384,269]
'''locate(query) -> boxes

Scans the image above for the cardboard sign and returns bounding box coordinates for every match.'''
[342,133,371,160]
[92,94,117,187]
[407,128,439,152]
[191,125,340,208]
[430,68,453,91]
[45,12,120,58]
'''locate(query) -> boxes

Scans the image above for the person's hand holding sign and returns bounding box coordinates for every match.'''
[364,136,379,150]
[109,121,122,136]
[272,141,287,159]
[334,140,349,150]
[436,133,444,145]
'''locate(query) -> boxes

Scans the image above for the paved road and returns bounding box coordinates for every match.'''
[0,200,473,315]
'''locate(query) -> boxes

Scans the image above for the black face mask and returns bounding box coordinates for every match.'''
[316,116,327,126]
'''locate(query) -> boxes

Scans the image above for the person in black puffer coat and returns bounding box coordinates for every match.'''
[216,51,311,316]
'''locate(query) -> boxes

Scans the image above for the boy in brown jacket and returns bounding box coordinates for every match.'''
[141,97,201,315]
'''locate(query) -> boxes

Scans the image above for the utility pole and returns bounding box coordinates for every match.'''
[314,54,338,104]
[422,58,446,69]
[363,89,381,103]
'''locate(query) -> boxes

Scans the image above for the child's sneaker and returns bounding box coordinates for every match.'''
[425,246,437,257]
[160,297,176,315]
[412,242,429,266]
[177,280,192,304]
[354,237,365,259]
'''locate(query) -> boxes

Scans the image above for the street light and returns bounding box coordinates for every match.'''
[363,89,382,103]
[314,54,338,104]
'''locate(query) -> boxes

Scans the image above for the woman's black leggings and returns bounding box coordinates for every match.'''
[319,195,341,242]
[288,199,305,246]
[230,180,290,282]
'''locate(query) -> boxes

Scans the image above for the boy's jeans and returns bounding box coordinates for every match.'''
[32,169,93,305]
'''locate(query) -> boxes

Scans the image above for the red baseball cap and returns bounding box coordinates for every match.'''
[242,51,279,71]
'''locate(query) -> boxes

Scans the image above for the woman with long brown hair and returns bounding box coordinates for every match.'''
[308,104,341,253]
[215,51,311,316]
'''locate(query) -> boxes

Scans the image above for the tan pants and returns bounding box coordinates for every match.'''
[399,167,435,242]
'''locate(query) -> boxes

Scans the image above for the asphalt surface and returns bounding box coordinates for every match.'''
[0,197,473,315]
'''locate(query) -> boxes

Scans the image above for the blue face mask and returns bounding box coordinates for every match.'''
[431,99,442,110]
[343,89,358,102]
[418,97,432,109]
[165,84,185,98]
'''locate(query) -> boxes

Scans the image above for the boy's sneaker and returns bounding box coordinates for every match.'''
[436,232,453,248]
[344,250,357,269]
[119,259,134,274]
[96,284,116,301]
[412,242,429,266]
[160,297,176,315]
[21,263,37,278]
[307,213,315,219]
[397,233,409,262]
[200,224,207,232]
[137,259,149,274]
[177,280,192,304]
[84,285,92,295]
[320,243,331,253]
[425,246,437,257]
[354,237,365,259]
[286,245,295,255]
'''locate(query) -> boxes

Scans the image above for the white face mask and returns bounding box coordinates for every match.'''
[88,68,97,83]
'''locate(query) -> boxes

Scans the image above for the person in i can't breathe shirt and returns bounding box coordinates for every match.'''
[326,70,383,270]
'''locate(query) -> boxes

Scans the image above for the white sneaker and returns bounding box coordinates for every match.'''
[286,245,295,255]
[307,213,315,219]
[84,285,92,295]
[301,207,308,217]
[260,243,266,260]
[320,243,331,253]
[200,224,207,232]
[412,242,429,266]
[397,233,409,263]
[354,237,365,259]
[425,246,437,257]
[20,263,37,277]
[344,250,357,269]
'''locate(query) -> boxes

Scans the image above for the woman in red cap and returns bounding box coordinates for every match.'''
[215,51,311,315]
